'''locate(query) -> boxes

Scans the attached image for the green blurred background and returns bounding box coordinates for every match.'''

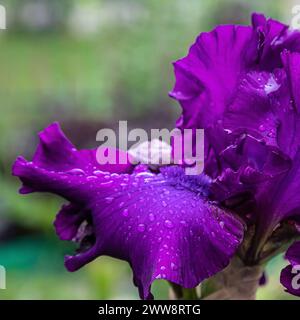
[0,0,299,299]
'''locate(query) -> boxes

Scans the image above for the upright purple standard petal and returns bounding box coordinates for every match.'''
[280,241,300,296]
[252,13,300,70]
[170,14,300,179]
[12,123,244,299]
[169,24,258,130]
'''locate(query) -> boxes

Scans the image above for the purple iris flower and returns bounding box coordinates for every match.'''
[170,13,300,296]
[13,12,300,299]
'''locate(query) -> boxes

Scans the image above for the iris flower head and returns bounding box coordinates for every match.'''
[13,13,300,298]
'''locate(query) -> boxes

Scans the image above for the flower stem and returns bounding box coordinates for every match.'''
[202,257,263,300]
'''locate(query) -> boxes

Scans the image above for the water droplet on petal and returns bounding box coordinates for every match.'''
[67,168,85,176]
[160,266,166,271]
[105,197,114,204]
[148,213,155,221]
[93,170,103,176]
[87,175,97,181]
[171,262,178,270]
[258,124,266,132]
[136,172,153,177]
[267,129,276,138]
[219,221,225,228]
[100,181,113,186]
[137,224,145,232]
[164,220,173,229]
[122,209,129,217]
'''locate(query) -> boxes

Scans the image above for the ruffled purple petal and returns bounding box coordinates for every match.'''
[280,241,300,296]
[12,123,245,299]
[273,51,300,158]
[252,13,300,70]
[170,15,300,170]
[169,24,257,129]
[223,70,281,147]
[32,122,134,174]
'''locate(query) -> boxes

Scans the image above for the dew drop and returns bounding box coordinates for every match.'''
[120,183,127,189]
[100,181,113,186]
[136,172,153,177]
[148,213,155,221]
[258,124,266,132]
[105,197,114,204]
[267,129,276,138]
[219,221,225,228]
[93,170,103,176]
[137,224,146,232]
[87,175,97,181]
[164,220,173,229]
[67,168,85,176]
[171,262,178,270]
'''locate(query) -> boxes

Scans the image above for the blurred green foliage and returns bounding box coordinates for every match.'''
[0,0,299,299]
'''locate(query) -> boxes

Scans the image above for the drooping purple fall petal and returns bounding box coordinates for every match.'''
[12,123,244,299]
